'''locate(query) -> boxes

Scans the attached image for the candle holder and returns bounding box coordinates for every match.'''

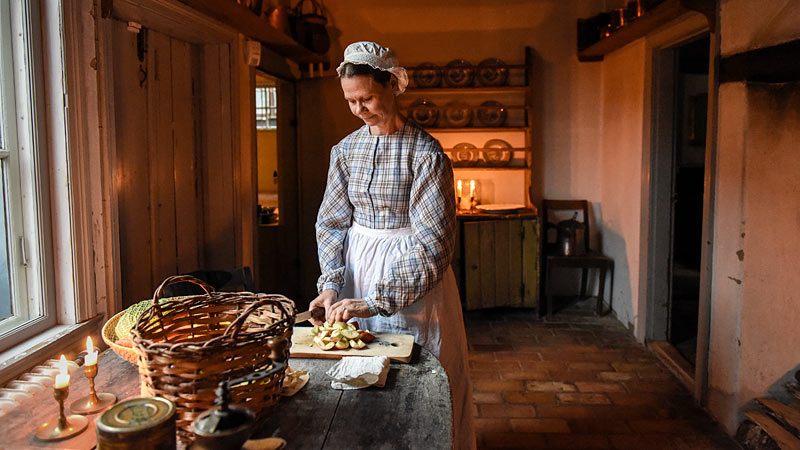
[35,385,88,441]
[70,362,117,414]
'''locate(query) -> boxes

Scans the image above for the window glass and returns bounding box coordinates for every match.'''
[0,0,53,349]
[255,72,279,225]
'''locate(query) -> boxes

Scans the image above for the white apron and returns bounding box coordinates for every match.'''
[339,222,476,450]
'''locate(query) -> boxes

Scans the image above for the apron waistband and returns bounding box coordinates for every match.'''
[351,221,412,238]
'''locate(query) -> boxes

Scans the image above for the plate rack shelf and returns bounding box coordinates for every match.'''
[401,46,535,208]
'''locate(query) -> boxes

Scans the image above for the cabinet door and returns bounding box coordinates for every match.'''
[463,220,523,309]
[521,219,540,308]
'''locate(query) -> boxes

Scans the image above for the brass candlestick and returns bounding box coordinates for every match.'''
[35,385,88,441]
[70,362,116,414]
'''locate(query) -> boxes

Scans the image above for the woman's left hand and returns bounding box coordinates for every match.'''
[326,298,371,324]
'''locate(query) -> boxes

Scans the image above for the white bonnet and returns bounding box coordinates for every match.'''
[336,41,409,95]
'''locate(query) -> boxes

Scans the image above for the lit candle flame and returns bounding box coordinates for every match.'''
[85,336,98,366]
[457,180,463,199]
[54,355,70,388]
[469,180,475,198]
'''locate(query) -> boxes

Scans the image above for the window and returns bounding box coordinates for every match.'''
[255,85,277,130]
[0,0,56,351]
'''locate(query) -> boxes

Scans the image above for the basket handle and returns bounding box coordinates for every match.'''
[151,275,215,314]
[223,295,293,340]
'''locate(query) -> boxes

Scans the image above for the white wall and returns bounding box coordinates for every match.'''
[599,41,646,330]
[705,0,800,432]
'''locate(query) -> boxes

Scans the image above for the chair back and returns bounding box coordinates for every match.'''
[542,200,591,254]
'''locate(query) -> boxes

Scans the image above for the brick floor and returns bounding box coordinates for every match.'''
[464,299,741,450]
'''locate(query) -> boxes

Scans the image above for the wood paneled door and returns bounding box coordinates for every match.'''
[111,22,241,307]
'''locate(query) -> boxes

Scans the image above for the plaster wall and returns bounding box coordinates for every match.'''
[705,0,800,433]
[737,83,800,413]
[719,0,800,56]
[323,0,606,209]
[598,41,646,331]
[707,82,746,431]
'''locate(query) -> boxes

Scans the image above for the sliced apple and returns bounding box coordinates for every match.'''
[348,322,358,331]
[350,339,366,349]
[332,321,348,330]
[358,331,376,343]
[341,328,360,339]
[310,325,320,335]
[335,338,349,349]
[321,340,336,351]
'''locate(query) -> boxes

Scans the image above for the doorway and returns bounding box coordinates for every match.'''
[646,34,709,369]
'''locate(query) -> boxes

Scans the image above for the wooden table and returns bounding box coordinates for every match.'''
[0,347,452,450]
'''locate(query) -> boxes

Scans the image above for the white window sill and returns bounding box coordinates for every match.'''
[0,314,104,387]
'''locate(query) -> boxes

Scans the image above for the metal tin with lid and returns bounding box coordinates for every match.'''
[96,396,176,450]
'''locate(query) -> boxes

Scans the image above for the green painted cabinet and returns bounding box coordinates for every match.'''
[453,216,540,310]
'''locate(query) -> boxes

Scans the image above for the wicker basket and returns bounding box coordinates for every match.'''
[131,275,296,443]
[101,310,140,365]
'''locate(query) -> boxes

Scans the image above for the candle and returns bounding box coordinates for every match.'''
[457,180,463,199]
[54,355,69,389]
[85,336,98,366]
[469,180,475,198]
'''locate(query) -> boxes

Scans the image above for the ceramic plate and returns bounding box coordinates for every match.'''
[444,59,475,87]
[408,98,439,127]
[477,100,507,127]
[452,142,478,167]
[476,203,526,214]
[444,101,473,128]
[482,138,512,166]
[413,62,441,88]
[477,58,509,86]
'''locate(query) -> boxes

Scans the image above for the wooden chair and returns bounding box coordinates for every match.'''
[542,200,614,319]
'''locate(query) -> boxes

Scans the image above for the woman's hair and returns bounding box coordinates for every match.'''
[338,63,392,86]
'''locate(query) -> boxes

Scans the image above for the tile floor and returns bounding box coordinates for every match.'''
[463,299,742,450]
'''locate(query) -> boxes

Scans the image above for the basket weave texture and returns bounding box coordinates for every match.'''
[101,310,139,365]
[131,275,296,442]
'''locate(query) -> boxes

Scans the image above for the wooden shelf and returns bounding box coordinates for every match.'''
[405,86,528,95]
[578,0,714,62]
[452,165,528,170]
[177,0,328,66]
[427,127,528,133]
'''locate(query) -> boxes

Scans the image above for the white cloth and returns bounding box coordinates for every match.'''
[336,41,409,95]
[326,356,390,390]
[340,221,476,450]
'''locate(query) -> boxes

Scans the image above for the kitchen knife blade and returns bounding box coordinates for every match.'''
[295,307,325,324]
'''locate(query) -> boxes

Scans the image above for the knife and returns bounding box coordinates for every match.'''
[295,307,325,324]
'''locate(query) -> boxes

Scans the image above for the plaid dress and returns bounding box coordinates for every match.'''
[315,120,457,315]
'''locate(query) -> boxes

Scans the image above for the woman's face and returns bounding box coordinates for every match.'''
[340,75,398,132]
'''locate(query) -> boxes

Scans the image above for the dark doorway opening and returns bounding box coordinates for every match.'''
[668,35,709,365]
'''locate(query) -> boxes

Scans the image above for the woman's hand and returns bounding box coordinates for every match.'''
[308,290,338,326]
[326,298,371,324]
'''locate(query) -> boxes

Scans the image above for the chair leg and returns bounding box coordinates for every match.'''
[546,263,554,320]
[580,268,588,299]
[597,266,607,315]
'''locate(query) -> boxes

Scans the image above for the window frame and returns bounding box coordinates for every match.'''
[0,0,58,352]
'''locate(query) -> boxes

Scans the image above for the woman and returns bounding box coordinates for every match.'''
[309,41,475,450]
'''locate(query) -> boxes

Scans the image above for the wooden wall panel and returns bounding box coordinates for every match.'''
[200,44,236,270]
[113,21,152,307]
[171,39,201,273]
[147,30,178,284]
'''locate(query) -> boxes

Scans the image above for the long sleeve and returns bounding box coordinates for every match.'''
[364,150,457,315]
[315,144,353,294]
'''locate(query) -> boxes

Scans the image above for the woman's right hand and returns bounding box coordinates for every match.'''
[308,289,338,325]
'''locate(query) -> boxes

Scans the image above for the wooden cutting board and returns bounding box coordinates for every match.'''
[290,327,415,363]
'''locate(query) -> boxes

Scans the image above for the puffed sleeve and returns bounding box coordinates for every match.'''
[363,148,456,315]
[315,144,353,294]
